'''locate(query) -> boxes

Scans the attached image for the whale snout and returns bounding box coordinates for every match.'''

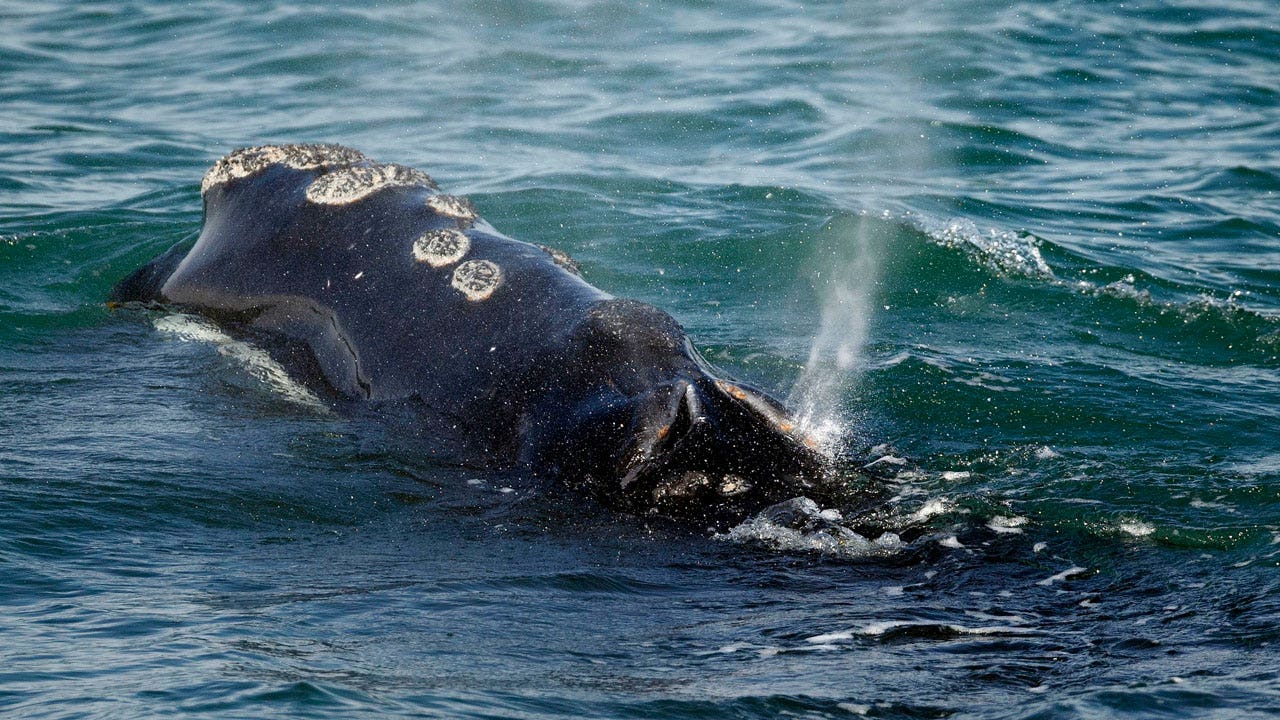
[611,375,827,524]
[528,297,828,525]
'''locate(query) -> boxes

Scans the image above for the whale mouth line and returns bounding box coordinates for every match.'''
[617,380,699,488]
[612,378,826,516]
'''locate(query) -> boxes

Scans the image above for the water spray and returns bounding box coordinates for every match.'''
[788,213,881,451]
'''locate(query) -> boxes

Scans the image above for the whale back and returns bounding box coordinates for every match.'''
[120,145,608,460]
[115,145,827,521]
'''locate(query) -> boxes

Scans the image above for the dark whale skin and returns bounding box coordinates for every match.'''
[113,144,827,525]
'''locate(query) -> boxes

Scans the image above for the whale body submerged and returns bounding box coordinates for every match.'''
[113,144,827,525]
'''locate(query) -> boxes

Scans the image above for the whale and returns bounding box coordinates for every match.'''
[112,144,827,525]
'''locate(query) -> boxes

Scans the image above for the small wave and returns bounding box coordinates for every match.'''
[987,515,1029,534]
[1037,566,1090,587]
[905,214,1280,360]
[1071,277,1280,357]
[1190,165,1280,194]
[154,314,331,413]
[804,619,1041,648]
[1118,520,1156,538]
[920,217,1054,280]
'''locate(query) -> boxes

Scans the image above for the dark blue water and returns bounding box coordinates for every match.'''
[3,1,1279,717]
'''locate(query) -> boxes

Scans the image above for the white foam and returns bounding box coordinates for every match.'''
[1119,520,1155,537]
[965,610,1030,624]
[925,218,1054,279]
[805,630,854,644]
[987,515,1028,534]
[859,620,1039,637]
[715,497,905,559]
[863,454,907,469]
[153,314,330,413]
[1190,498,1235,512]
[910,498,952,522]
[1037,566,1088,586]
[1091,274,1151,302]
[956,371,1022,392]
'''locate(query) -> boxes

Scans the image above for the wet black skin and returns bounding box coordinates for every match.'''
[113,147,826,526]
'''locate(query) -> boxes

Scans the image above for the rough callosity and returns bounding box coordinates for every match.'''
[305,163,439,205]
[425,193,478,223]
[201,143,369,195]
[205,145,468,217]
[451,259,504,301]
[537,244,582,277]
[205,144,501,299]
[412,228,471,268]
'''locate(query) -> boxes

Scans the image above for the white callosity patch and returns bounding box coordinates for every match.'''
[425,193,478,223]
[412,228,471,268]
[201,143,368,195]
[451,259,503,301]
[306,163,438,205]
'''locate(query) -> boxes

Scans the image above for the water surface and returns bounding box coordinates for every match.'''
[3,1,1279,717]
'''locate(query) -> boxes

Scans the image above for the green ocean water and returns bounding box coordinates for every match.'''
[2,1,1279,718]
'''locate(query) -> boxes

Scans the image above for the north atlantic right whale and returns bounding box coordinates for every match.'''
[112,144,829,526]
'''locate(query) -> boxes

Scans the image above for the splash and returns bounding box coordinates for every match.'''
[715,497,905,559]
[923,217,1054,280]
[788,213,881,449]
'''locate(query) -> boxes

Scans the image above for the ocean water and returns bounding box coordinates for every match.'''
[2,0,1279,717]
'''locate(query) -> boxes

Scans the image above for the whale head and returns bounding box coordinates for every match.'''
[526,299,827,526]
